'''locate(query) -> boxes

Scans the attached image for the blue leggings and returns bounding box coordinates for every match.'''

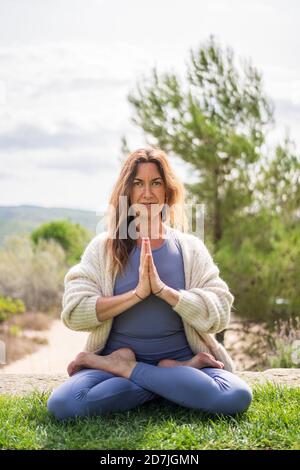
[47,361,253,421]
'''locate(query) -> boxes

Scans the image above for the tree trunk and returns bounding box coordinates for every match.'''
[213,167,222,245]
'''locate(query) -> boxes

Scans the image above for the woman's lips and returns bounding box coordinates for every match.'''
[140,203,157,211]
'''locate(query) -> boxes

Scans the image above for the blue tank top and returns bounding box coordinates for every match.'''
[101,226,194,364]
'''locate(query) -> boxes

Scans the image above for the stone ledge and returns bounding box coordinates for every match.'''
[0,369,299,396]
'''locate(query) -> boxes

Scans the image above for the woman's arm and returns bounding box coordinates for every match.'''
[96,288,142,322]
[61,235,144,331]
[156,286,180,307]
[61,236,105,331]
[159,237,234,335]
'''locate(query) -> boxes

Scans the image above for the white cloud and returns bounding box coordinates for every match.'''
[0,121,123,151]
[0,165,118,213]
[0,0,299,210]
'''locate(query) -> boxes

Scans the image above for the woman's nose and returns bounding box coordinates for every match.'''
[143,185,152,197]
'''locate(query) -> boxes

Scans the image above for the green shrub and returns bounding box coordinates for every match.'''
[216,214,300,322]
[216,237,274,321]
[0,234,67,312]
[267,318,300,368]
[0,295,25,323]
[31,219,92,265]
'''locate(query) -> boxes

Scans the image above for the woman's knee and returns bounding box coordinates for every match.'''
[204,382,253,416]
[233,384,253,413]
[47,391,83,421]
[219,384,253,415]
[47,377,154,420]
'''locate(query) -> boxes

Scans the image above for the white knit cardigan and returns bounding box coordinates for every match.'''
[61,224,236,372]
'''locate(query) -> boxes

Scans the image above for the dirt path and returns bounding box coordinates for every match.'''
[0,320,88,374]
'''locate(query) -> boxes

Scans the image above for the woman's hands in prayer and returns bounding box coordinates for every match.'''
[146,238,166,297]
[135,237,152,300]
[134,237,166,300]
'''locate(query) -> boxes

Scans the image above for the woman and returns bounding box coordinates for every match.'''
[47,147,252,420]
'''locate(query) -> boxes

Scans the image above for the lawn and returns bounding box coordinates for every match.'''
[0,383,299,450]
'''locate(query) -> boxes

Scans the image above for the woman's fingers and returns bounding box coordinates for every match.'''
[140,237,151,276]
[141,237,145,262]
[142,238,150,262]
[143,252,150,270]
[140,237,147,267]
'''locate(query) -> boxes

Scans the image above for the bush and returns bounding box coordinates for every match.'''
[30,220,91,265]
[216,214,300,322]
[0,234,67,312]
[0,295,25,323]
[216,237,274,320]
[267,318,300,368]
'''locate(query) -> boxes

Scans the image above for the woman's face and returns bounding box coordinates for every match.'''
[130,162,166,221]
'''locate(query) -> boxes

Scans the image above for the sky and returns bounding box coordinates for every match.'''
[0,0,299,214]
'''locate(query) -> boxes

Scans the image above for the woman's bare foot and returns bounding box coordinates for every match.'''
[67,348,137,378]
[157,352,224,370]
[67,351,91,376]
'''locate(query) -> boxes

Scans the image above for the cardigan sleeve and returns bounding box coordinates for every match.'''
[172,237,234,334]
[61,236,105,332]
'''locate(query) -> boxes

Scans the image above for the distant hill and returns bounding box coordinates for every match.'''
[0,205,107,246]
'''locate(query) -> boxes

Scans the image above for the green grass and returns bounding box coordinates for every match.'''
[0,383,299,450]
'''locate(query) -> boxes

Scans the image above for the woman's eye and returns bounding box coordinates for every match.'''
[133,181,161,186]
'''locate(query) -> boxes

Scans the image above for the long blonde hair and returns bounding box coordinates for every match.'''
[104,146,189,279]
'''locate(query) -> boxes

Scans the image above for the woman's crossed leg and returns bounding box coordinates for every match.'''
[128,362,253,416]
[47,348,252,420]
[47,367,158,421]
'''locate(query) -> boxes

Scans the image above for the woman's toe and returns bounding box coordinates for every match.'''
[216,361,224,368]
[211,359,224,368]
[67,360,77,376]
